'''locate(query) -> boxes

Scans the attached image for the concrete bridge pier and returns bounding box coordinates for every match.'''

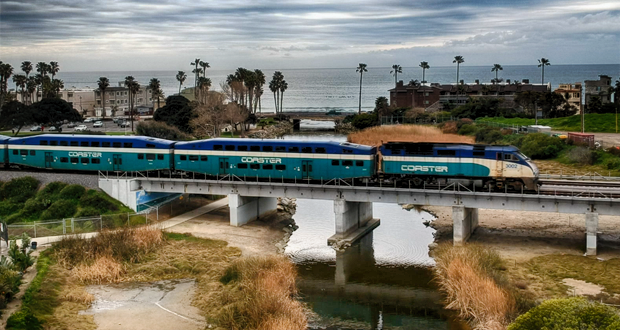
[335,233,376,286]
[453,206,479,245]
[328,199,380,248]
[586,212,598,255]
[228,194,277,227]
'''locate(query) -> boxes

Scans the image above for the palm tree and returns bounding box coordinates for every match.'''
[97,77,110,118]
[196,77,212,105]
[356,63,367,114]
[279,79,288,114]
[12,74,27,102]
[453,56,464,102]
[124,76,140,131]
[176,71,187,94]
[253,69,265,113]
[26,77,37,105]
[21,61,33,78]
[190,58,200,96]
[491,64,503,96]
[269,77,279,113]
[51,79,64,97]
[199,61,210,78]
[538,58,550,85]
[408,79,420,87]
[390,64,402,86]
[49,61,60,79]
[0,62,14,107]
[148,78,162,110]
[419,61,430,84]
[36,62,48,77]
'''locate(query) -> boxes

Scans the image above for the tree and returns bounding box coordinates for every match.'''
[97,77,110,119]
[148,78,162,111]
[253,69,265,113]
[244,70,257,113]
[124,76,139,131]
[199,60,210,78]
[190,58,201,98]
[0,100,34,135]
[538,58,550,85]
[408,79,420,87]
[453,56,464,85]
[514,91,539,117]
[374,96,389,121]
[49,61,59,79]
[196,76,212,105]
[279,79,288,114]
[451,97,502,119]
[26,77,36,105]
[356,63,367,114]
[176,71,187,94]
[390,64,402,86]
[537,91,566,118]
[419,61,430,84]
[190,92,226,137]
[21,61,32,78]
[491,64,503,84]
[30,98,81,130]
[269,71,285,113]
[0,62,14,108]
[12,74,27,102]
[154,95,194,133]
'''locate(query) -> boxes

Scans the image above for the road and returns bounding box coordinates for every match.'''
[35,119,141,134]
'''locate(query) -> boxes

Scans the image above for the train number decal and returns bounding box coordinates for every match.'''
[506,163,518,169]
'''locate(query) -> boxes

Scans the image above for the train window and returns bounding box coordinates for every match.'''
[30,150,35,156]
[332,160,339,166]
[60,141,68,146]
[70,141,79,146]
[20,150,28,156]
[113,142,121,148]
[473,151,485,157]
[189,155,199,161]
[250,146,260,151]
[40,140,48,145]
[146,144,155,148]
[92,159,100,164]
[250,164,260,169]
[237,146,248,151]
[214,145,223,150]
[146,154,155,160]
[157,154,164,160]
[12,150,18,155]
[263,164,273,170]
[225,145,235,151]
[124,143,133,148]
[200,156,207,161]
[91,141,99,147]
[342,149,352,154]
[315,147,326,153]
[102,142,110,147]
[50,141,58,146]
[276,165,286,170]
[437,150,455,156]
[238,163,248,169]
[263,146,273,152]
[288,146,299,152]
[356,161,363,166]
[275,146,286,152]
[81,141,89,147]
[504,154,518,162]
[81,158,89,164]
[60,157,68,163]
[180,155,187,161]
[70,157,78,164]
[138,154,144,160]
[301,147,312,153]
[342,160,353,166]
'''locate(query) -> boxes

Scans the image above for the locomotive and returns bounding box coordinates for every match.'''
[1,134,539,191]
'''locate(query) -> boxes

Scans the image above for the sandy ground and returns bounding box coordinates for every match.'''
[82,279,206,330]
[427,206,620,261]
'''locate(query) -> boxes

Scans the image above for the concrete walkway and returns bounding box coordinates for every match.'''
[6,197,229,248]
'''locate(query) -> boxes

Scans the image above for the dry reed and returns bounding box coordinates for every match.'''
[434,244,516,330]
[348,125,474,146]
[71,256,125,284]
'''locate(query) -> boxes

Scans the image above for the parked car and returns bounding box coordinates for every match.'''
[48,126,59,132]
[93,121,103,128]
[119,121,130,128]
[29,126,42,131]
[83,118,94,123]
[67,122,77,128]
[75,125,88,131]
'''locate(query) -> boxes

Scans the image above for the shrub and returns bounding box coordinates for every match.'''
[8,233,35,272]
[567,146,594,165]
[58,184,86,200]
[80,193,117,213]
[0,201,21,217]
[351,113,378,130]
[75,207,100,218]
[136,121,192,141]
[6,309,43,330]
[607,147,620,157]
[38,182,67,203]
[0,256,21,307]
[519,133,566,159]
[508,297,620,330]
[475,127,504,144]
[607,159,620,170]
[441,121,458,134]
[21,198,46,218]
[0,177,39,203]
[41,200,77,220]
[458,124,478,136]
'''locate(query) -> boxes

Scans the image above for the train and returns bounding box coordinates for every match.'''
[0,134,540,191]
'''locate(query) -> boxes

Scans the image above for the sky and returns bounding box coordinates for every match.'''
[1,0,620,72]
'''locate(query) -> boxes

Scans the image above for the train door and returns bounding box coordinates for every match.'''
[302,160,313,179]
[495,152,503,177]
[219,158,229,175]
[44,152,53,169]
[113,154,122,171]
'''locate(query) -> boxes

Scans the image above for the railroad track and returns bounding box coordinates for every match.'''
[539,179,620,188]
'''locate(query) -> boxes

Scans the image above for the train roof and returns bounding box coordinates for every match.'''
[381,142,519,152]
[8,134,175,147]
[176,138,375,154]
[0,135,10,143]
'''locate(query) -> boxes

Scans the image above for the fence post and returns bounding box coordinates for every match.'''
[71,218,74,233]
[34,222,37,238]
[62,219,66,235]
[127,213,130,226]
[100,215,103,231]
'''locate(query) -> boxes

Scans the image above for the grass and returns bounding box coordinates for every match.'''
[348,124,475,146]
[476,114,620,133]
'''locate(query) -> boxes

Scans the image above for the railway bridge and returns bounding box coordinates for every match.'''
[99,172,620,255]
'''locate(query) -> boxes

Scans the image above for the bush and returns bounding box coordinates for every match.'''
[0,201,22,217]
[21,198,46,218]
[6,309,43,330]
[58,184,86,200]
[441,121,458,134]
[0,177,39,203]
[567,147,594,165]
[475,127,504,144]
[608,147,620,157]
[519,133,566,159]
[38,182,67,204]
[8,233,35,272]
[508,297,620,330]
[458,124,478,136]
[0,256,21,308]
[41,200,77,220]
[136,121,192,141]
[75,207,100,218]
[607,159,620,170]
[79,193,117,213]
[351,113,378,130]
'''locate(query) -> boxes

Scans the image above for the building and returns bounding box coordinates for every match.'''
[94,82,161,117]
[584,75,613,107]
[389,80,550,111]
[554,83,582,114]
[15,88,96,115]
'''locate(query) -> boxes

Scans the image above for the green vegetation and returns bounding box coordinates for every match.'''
[0,256,21,315]
[8,234,35,272]
[508,297,620,330]
[0,177,129,224]
[136,120,192,141]
[477,114,620,133]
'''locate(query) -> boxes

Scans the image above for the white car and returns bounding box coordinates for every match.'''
[93,121,103,128]
[83,118,94,123]
[75,125,88,131]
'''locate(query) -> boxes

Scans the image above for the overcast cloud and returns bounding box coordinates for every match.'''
[1,0,619,71]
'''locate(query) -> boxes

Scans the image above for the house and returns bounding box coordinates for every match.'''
[95,82,161,117]
[584,75,613,107]
[554,83,582,114]
[15,88,96,116]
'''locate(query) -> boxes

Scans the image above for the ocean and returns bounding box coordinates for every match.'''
[54,64,619,113]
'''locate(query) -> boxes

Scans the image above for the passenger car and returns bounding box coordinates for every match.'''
[83,118,94,123]
[29,126,42,131]
[75,125,88,131]
[93,121,103,128]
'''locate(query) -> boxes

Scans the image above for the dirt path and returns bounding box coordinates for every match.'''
[0,250,41,329]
